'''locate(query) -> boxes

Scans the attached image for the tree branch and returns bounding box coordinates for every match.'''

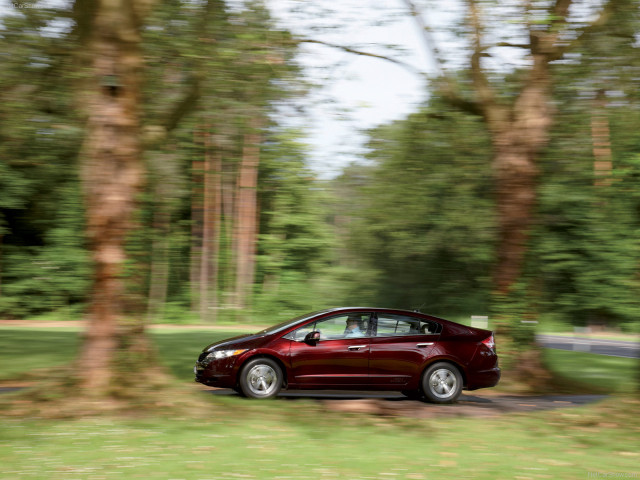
[298,38,427,78]
[401,0,447,78]
[550,0,616,61]
[144,0,219,147]
[466,0,502,126]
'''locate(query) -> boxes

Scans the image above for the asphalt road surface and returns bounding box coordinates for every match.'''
[205,388,607,418]
[537,334,639,358]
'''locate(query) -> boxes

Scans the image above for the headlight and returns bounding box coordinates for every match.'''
[204,349,247,362]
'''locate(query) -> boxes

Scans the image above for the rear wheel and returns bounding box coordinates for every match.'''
[239,358,282,399]
[422,362,462,404]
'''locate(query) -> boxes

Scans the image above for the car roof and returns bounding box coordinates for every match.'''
[320,307,448,322]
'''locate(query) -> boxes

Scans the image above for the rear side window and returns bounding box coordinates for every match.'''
[375,314,441,337]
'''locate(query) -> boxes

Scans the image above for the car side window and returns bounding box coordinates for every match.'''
[419,319,442,334]
[290,313,371,341]
[375,314,441,337]
[289,322,316,341]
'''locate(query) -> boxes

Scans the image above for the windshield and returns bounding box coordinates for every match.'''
[255,309,332,335]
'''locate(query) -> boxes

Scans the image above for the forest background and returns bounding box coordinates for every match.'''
[1,0,639,363]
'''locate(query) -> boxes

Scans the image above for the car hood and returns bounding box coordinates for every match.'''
[202,333,271,352]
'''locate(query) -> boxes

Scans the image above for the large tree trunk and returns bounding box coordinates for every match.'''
[591,90,613,187]
[490,61,552,294]
[467,0,556,296]
[77,0,150,395]
[233,120,261,310]
[190,130,205,313]
[200,128,222,322]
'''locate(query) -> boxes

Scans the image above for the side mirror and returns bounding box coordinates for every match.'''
[304,331,321,345]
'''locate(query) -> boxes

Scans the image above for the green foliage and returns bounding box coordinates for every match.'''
[0,1,310,320]
[0,6,89,318]
[253,130,336,314]
[259,132,334,275]
[1,0,639,336]
[335,105,495,315]
[532,81,640,327]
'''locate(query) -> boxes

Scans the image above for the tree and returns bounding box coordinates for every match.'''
[424,0,619,294]
[255,129,335,315]
[397,0,635,341]
[73,0,155,394]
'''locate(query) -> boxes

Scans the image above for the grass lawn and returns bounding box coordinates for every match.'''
[1,395,639,479]
[541,348,638,394]
[1,326,639,479]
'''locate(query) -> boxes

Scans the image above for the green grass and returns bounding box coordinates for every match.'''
[0,327,248,383]
[0,328,81,380]
[1,326,639,479]
[1,398,639,479]
[151,329,248,382]
[542,348,637,393]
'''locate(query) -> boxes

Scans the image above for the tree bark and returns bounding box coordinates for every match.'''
[489,61,552,294]
[77,0,151,395]
[190,129,205,313]
[591,90,613,187]
[200,127,222,322]
[233,120,261,310]
[466,0,557,295]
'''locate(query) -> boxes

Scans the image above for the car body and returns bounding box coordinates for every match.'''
[194,307,500,403]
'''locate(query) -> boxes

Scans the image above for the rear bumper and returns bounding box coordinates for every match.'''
[466,367,501,390]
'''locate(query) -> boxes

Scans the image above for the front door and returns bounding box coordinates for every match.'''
[288,312,371,387]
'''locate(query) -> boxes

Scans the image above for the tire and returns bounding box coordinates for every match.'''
[238,357,283,399]
[421,362,462,404]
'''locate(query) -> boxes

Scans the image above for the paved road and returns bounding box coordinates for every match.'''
[537,334,639,358]
[205,388,607,417]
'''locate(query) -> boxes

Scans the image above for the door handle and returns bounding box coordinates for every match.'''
[417,343,434,347]
[348,345,367,351]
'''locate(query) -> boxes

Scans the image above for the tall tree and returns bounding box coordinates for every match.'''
[75,0,153,394]
[234,119,262,310]
[400,0,624,324]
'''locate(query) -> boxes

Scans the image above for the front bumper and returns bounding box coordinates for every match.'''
[194,356,239,388]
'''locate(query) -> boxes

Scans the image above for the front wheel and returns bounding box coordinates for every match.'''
[422,362,462,404]
[238,358,282,399]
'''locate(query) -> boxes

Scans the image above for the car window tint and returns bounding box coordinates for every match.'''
[290,313,371,341]
[376,314,440,337]
[290,322,316,341]
[419,320,441,334]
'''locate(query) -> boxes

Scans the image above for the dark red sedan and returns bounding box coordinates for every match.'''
[194,308,500,403]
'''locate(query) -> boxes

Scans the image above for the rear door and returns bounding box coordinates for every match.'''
[287,312,372,387]
[368,313,440,387]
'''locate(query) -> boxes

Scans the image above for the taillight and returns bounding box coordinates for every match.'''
[482,334,495,351]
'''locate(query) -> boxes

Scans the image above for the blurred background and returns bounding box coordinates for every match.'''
[1,2,639,478]
[0,0,638,337]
